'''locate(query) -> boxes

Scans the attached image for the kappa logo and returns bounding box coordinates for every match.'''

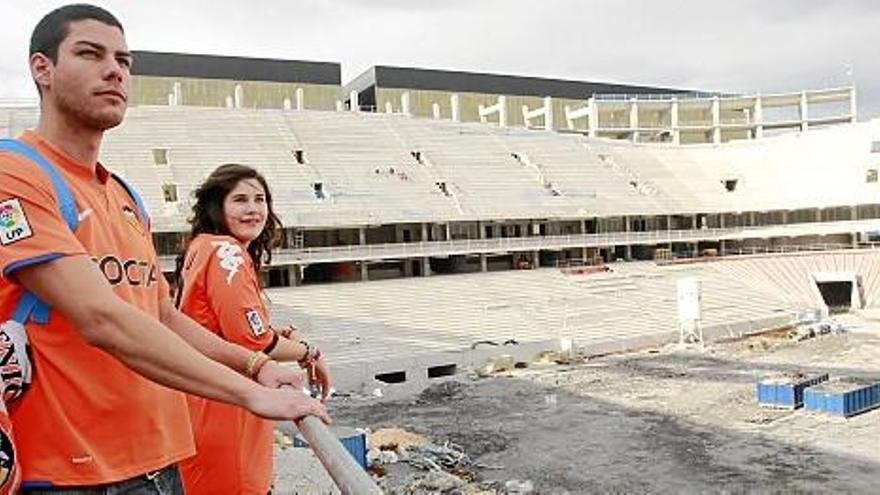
[245,309,266,337]
[0,198,33,246]
[212,240,245,285]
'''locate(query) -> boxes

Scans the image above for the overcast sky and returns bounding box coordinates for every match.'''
[2,0,879,118]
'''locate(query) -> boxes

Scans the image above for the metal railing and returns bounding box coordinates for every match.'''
[295,416,382,494]
[158,218,880,269]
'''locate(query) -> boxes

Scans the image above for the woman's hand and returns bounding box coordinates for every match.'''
[303,354,332,402]
[256,360,305,390]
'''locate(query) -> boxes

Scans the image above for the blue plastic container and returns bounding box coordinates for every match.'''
[804,378,880,417]
[293,426,369,469]
[756,372,829,409]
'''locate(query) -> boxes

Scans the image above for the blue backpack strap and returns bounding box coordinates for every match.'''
[111,173,151,230]
[0,138,79,324]
[0,139,79,231]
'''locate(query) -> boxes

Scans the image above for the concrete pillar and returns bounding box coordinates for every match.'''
[781,210,789,224]
[544,96,554,131]
[421,257,431,277]
[432,102,441,119]
[671,97,680,145]
[385,101,393,114]
[358,227,368,280]
[349,90,359,112]
[451,94,460,122]
[851,205,858,221]
[629,98,639,143]
[234,84,244,109]
[711,96,721,144]
[850,87,858,123]
[815,208,822,222]
[498,95,508,127]
[754,95,764,139]
[403,260,413,277]
[171,82,181,106]
[479,221,488,272]
[588,97,598,138]
[445,223,452,241]
[401,92,411,116]
[624,215,632,260]
[287,265,302,287]
[283,97,291,110]
[296,88,304,110]
[800,90,809,132]
[532,251,540,269]
[580,219,589,261]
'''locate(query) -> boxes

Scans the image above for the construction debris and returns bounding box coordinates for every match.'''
[369,427,428,452]
[476,355,516,377]
[402,469,465,494]
[504,479,535,494]
[789,320,846,342]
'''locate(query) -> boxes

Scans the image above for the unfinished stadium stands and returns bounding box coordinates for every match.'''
[2,53,878,389]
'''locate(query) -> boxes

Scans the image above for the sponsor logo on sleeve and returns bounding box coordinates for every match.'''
[245,309,266,337]
[0,199,33,246]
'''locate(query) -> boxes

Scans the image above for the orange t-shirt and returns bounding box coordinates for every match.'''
[0,132,194,486]
[176,234,274,495]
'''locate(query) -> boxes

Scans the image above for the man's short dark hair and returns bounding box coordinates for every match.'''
[30,4,124,63]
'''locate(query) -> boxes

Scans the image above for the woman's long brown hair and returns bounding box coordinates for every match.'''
[173,163,282,304]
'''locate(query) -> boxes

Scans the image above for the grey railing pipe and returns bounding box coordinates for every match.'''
[295,415,383,494]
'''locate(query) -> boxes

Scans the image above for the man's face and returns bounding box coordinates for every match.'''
[33,19,132,131]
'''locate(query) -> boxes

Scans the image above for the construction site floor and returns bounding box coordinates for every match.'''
[273,309,880,494]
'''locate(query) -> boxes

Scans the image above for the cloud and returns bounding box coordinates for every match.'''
[1,0,878,117]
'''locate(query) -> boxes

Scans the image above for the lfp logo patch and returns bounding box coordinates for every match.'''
[245,309,266,337]
[0,199,32,246]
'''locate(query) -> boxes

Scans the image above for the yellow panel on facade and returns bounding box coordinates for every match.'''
[131,76,342,110]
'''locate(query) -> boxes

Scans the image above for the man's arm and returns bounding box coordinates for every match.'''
[158,296,251,373]
[14,255,328,422]
[158,297,305,390]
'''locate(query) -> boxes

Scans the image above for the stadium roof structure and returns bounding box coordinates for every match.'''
[131,50,341,85]
[345,65,692,104]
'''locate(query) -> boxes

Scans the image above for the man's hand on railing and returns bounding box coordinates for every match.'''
[246,384,332,424]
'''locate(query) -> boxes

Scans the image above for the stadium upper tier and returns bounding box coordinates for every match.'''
[2,104,878,231]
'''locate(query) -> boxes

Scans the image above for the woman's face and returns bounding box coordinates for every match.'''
[223,178,268,245]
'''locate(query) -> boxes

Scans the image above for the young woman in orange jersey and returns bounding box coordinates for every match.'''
[174,164,331,494]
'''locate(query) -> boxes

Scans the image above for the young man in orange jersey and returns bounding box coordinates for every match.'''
[0,4,329,492]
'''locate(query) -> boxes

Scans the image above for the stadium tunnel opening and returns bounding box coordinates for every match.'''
[816,281,853,314]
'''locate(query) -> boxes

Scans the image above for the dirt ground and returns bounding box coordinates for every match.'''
[275,310,880,494]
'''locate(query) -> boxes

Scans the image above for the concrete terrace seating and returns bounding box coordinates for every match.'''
[5,105,875,231]
[266,263,796,371]
[389,117,571,220]
[700,250,880,309]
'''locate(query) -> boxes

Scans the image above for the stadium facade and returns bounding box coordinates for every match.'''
[0,52,874,290]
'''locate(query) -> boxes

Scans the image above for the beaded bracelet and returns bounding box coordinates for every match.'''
[297,341,322,368]
[245,351,271,378]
